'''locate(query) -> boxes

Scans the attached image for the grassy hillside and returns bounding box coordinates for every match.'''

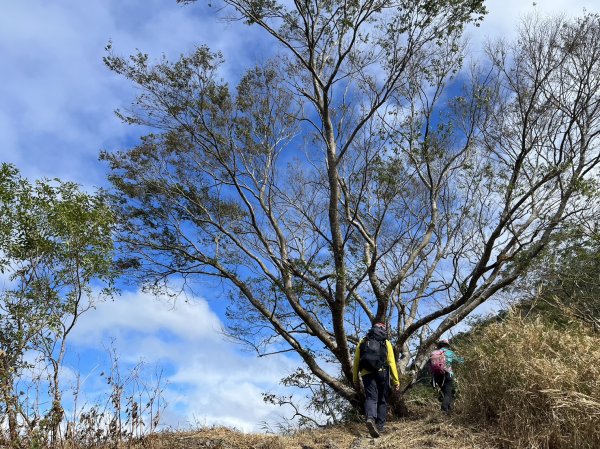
[454,313,600,449]
[9,306,599,449]
[111,411,494,449]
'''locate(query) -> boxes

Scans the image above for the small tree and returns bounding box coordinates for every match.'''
[0,163,116,444]
[514,221,600,328]
[103,5,600,419]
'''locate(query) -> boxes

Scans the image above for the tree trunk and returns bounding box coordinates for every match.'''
[388,390,409,418]
[0,360,19,447]
[5,394,19,447]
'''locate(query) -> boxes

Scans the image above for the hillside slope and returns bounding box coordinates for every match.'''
[140,411,495,449]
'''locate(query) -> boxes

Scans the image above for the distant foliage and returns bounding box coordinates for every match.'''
[515,227,600,330]
[0,163,117,446]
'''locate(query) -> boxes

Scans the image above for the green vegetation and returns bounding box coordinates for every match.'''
[0,163,116,447]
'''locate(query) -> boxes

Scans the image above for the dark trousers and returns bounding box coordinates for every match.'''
[433,372,454,412]
[362,369,389,429]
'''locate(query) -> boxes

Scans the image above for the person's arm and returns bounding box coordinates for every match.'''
[353,340,362,385]
[386,340,400,387]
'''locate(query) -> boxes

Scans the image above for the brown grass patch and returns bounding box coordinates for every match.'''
[456,315,600,449]
[122,412,495,449]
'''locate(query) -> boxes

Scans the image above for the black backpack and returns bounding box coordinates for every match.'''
[358,326,388,371]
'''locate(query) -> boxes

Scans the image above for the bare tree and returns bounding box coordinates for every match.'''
[102,4,600,417]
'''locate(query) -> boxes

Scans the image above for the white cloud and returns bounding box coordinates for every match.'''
[3,0,595,189]
[1,0,598,186]
[71,290,222,347]
[69,289,298,431]
[0,0,265,188]
[467,0,596,49]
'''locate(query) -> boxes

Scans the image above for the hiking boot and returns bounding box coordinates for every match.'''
[377,426,388,435]
[366,418,380,438]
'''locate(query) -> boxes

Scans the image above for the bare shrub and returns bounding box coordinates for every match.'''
[64,350,167,449]
[456,314,600,449]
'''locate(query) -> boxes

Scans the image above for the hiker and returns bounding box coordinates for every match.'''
[353,322,400,438]
[429,339,463,413]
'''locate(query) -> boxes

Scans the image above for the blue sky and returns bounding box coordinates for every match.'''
[1,0,597,432]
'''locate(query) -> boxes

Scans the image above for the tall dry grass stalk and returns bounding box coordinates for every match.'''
[456,314,600,449]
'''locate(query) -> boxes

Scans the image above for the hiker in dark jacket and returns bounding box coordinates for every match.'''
[429,339,464,413]
[352,322,400,438]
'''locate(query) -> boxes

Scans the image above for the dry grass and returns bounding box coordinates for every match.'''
[120,410,495,449]
[456,314,600,449]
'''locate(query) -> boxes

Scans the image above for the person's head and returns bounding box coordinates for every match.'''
[369,322,388,338]
[436,339,450,349]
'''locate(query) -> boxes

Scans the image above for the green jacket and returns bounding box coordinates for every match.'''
[439,347,464,377]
